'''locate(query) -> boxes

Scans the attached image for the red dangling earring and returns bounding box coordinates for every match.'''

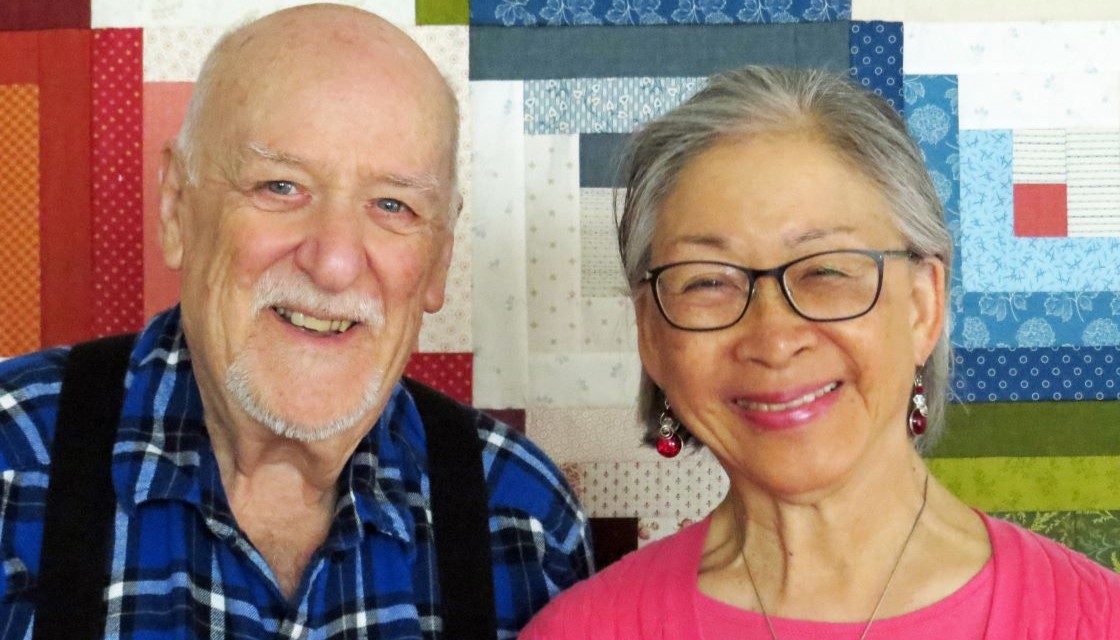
[908,372,928,437]
[656,399,683,458]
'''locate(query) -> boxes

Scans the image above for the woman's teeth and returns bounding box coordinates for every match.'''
[736,382,839,412]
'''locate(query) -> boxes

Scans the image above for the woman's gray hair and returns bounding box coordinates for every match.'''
[617,65,953,454]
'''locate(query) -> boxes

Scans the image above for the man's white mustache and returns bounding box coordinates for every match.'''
[250,273,385,329]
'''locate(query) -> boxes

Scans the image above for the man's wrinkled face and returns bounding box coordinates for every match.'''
[161,48,456,442]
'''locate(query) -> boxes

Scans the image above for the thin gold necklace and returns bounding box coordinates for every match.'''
[740,473,930,640]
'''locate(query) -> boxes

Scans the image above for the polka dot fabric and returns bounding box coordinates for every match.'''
[92,29,144,337]
[0,85,41,355]
[404,353,473,405]
[849,21,903,111]
[953,347,1120,402]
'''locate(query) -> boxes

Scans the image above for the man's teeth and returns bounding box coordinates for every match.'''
[736,382,839,412]
[274,307,354,334]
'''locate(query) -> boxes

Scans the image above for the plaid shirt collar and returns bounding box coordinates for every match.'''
[110,307,419,549]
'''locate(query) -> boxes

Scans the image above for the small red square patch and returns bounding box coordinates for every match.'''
[1013,183,1068,237]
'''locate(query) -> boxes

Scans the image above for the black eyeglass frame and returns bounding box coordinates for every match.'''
[642,249,921,332]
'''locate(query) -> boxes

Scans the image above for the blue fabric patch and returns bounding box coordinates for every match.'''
[579,133,630,187]
[470,22,851,80]
[960,128,1120,293]
[904,74,961,276]
[954,292,1120,348]
[907,75,1120,350]
[952,347,1120,402]
[849,21,903,111]
[471,0,852,27]
[525,77,704,135]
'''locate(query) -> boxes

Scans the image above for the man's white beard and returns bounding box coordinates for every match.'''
[224,271,387,443]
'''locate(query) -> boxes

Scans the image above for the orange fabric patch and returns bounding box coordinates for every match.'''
[0,85,41,355]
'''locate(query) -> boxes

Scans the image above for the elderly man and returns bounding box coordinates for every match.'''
[0,4,591,638]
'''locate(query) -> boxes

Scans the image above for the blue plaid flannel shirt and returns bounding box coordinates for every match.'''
[0,307,592,639]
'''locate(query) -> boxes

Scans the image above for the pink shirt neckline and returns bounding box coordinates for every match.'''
[690,516,995,638]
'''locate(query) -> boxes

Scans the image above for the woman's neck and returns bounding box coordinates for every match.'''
[698,450,989,622]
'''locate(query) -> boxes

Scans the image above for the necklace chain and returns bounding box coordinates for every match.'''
[740,473,930,640]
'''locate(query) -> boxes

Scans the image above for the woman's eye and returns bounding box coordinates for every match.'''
[683,278,726,291]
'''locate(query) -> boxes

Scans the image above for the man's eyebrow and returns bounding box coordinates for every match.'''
[245,142,443,193]
[245,142,309,167]
[384,172,442,193]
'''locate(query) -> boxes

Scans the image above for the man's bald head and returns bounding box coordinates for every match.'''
[175,3,459,195]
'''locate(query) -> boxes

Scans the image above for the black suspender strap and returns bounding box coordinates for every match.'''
[34,333,135,640]
[34,336,495,639]
[403,377,498,640]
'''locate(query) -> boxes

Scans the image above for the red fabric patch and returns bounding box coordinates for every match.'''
[1013,183,1068,237]
[404,353,473,405]
[39,30,94,348]
[91,29,144,337]
[0,30,94,350]
[481,409,526,433]
[142,82,193,318]
[0,0,90,30]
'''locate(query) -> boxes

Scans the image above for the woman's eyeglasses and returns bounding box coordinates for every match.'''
[642,249,920,332]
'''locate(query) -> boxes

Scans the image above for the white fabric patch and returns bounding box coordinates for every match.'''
[527,352,642,407]
[470,81,530,408]
[527,406,653,464]
[1013,130,1066,184]
[579,188,627,298]
[1067,130,1120,237]
[524,135,582,353]
[958,73,1120,130]
[566,456,728,520]
[580,297,637,353]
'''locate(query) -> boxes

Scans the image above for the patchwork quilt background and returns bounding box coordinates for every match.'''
[2,0,1119,571]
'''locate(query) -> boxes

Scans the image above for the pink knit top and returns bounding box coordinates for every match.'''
[521,513,1120,639]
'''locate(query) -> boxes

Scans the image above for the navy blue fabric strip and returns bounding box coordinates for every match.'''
[849,21,903,112]
[470,22,852,79]
[951,346,1120,403]
[469,0,852,27]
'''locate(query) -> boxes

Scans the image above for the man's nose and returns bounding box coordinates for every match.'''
[293,200,366,293]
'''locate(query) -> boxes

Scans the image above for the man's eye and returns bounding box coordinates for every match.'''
[262,180,297,196]
[376,198,411,215]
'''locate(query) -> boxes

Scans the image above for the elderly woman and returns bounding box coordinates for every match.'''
[522,66,1120,639]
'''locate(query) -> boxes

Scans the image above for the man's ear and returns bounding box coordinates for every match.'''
[423,197,462,313]
[910,257,946,365]
[423,233,455,314]
[158,144,187,272]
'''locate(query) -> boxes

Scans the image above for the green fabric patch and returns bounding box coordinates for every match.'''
[928,456,1120,511]
[928,402,1120,458]
[1073,511,1120,572]
[991,511,1120,574]
[417,0,468,24]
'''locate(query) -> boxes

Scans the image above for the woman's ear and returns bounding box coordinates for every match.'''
[909,257,946,365]
[635,292,665,387]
